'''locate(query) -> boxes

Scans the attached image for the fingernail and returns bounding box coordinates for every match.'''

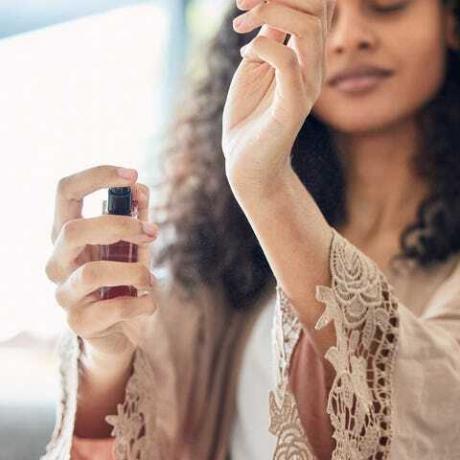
[233,16,244,28]
[142,222,158,236]
[118,167,138,179]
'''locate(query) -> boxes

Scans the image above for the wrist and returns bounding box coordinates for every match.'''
[79,338,135,383]
[229,166,297,206]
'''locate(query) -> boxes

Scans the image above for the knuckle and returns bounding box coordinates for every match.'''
[97,164,117,180]
[110,214,131,233]
[45,257,58,283]
[252,35,266,48]
[282,49,298,69]
[67,267,82,291]
[137,293,157,317]
[78,262,100,287]
[251,2,266,20]
[67,310,83,335]
[135,265,152,287]
[256,1,269,13]
[115,299,131,319]
[54,284,67,309]
[57,176,70,196]
[94,164,109,175]
[137,183,150,200]
[61,219,78,241]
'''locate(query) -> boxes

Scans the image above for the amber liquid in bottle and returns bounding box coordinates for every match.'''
[99,186,139,300]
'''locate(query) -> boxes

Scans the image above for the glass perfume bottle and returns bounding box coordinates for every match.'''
[99,186,139,300]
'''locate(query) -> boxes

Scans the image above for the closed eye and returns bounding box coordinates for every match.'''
[373,2,409,13]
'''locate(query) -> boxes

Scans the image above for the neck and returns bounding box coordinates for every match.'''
[333,117,430,241]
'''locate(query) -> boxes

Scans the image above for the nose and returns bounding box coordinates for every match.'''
[327,7,378,54]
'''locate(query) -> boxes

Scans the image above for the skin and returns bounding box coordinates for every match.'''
[224,0,459,360]
[45,165,160,436]
[45,0,459,439]
[224,6,459,455]
[312,0,460,268]
[226,0,459,272]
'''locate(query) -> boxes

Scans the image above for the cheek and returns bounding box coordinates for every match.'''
[400,21,447,103]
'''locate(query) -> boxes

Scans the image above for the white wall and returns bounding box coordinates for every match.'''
[0,4,170,341]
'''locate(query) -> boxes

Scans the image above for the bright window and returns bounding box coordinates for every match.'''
[0,4,171,342]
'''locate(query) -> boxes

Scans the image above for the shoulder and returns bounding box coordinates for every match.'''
[425,251,460,309]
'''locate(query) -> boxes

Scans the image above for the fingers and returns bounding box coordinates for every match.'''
[52,165,139,244]
[237,0,320,14]
[258,24,287,44]
[66,290,158,339]
[235,0,329,96]
[233,0,325,38]
[131,182,152,268]
[55,260,156,308]
[46,214,159,283]
[236,0,336,33]
[241,36,306,110]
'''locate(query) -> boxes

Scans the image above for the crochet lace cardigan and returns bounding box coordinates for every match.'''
[40,228,460,459]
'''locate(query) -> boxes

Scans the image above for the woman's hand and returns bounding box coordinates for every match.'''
[222,0,335,197]
[45,165,160,367]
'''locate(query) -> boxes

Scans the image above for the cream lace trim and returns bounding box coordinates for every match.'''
[40,329,83,460]
[39,327,158,460]
[105,347,159,459]
[270,227,400,460]
[270,288,317,460]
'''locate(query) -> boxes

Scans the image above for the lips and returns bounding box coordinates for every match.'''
[328,66,394,87]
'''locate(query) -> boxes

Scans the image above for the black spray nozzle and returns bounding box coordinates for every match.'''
[107,187,133,216]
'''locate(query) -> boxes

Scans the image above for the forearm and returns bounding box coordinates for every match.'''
[74,346,135,438]
[230,169,336,353]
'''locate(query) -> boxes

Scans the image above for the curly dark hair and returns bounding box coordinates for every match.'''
[150,0,460,311]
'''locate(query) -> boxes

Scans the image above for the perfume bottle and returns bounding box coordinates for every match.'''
[99,186,139,300]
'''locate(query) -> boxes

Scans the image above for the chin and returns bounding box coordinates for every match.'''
[314,110,404,135]
[312,94,424,135]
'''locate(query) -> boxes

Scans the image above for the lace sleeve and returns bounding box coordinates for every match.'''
[269,227,400,460]
[39,328,158,460]
[40,328,83,460]
[104,346,158,459]
[270,226,460,459]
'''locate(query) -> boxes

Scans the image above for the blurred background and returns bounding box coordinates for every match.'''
[0,0,229,458]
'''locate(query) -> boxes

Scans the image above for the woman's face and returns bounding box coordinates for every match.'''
[312,0,459,134]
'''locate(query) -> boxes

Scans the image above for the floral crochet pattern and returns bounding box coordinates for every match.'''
[105,348,160,459]
[270,227,400,460]
[40,330,83,460]
[270,280,316,459]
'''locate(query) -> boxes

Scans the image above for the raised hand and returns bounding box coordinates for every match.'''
[222,0,336,196]
[45,165,160,364]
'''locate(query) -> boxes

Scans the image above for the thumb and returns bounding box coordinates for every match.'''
[132,182,152,270]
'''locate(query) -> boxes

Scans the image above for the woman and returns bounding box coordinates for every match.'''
[41,0,460,458]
